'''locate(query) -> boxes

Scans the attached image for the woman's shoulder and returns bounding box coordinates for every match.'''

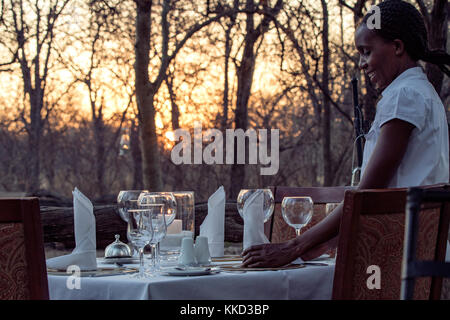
[383,68,440,102]
[380,78,442,111]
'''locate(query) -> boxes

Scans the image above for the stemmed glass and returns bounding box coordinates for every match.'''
[281,196,313,237]
[237,189,274,222]
[126,208,153,279]
[117,190,148,256]
[139,192,176,272]
[139,192,177,226]
[117,190,149,222]
[147,203,166,275]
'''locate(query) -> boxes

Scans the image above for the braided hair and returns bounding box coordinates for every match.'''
[362,0,450,76]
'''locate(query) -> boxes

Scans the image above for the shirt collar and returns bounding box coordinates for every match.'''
[381,67,426,97]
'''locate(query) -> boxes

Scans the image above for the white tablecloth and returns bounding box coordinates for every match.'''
[48,259,335,300]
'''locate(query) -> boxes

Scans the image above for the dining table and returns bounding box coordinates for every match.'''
[47,256,336,300]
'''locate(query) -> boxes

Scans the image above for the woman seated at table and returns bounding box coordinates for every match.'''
[242,0,450,268]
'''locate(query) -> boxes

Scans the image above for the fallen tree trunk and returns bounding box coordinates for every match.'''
[40,202,244,250]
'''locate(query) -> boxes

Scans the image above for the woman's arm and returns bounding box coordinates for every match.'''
[241,119,414,267]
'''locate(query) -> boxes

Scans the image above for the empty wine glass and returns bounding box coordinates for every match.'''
[139,192,179,270]
[138,192,177,226]
[117,190,148,257]
[237,189,274,222]
[281,196,313,237]
[126,208,153,279]
[147,204,167,275]
[117,190,149,222]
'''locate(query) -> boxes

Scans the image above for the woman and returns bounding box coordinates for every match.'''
[242,0,450,268]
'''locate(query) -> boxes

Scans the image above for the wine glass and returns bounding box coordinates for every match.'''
[139,192,176,269]
[237,189,274,222]
[138,192,177,226]
[281,196,313,236]
[117,190,148,257]
[126,208,153,279]
[147,204,167,275]
[117,190,149,222]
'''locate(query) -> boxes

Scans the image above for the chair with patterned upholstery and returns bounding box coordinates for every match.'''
[267,186,354,243]
[332,185,450,300]
[401,186,450,300]
[0,197,49,300]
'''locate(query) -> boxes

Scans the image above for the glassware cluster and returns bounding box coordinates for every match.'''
[117,190,194,278]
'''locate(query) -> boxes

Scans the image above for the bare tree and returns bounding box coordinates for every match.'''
[229,0,283,198]
[0,0,71,192]
[134,0,233,191]
[416,0,448,96]
[339,0,378,124]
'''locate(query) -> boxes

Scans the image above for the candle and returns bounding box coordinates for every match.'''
[167,219,182,234]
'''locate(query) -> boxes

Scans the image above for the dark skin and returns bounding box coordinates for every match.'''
[242,24,418,268]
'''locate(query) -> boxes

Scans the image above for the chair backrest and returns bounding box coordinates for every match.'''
[401,186,450,300]
[332,185,450,300]
[0,197,49,300]
[268,186,354,243]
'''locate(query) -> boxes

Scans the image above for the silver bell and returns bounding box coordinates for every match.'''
[104,234,132,258]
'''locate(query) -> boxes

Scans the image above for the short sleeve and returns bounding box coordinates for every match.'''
[377,86,428,130]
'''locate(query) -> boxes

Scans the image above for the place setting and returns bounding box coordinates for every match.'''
[45,184,332,291]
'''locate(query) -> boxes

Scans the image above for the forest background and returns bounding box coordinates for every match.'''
[0,0,448,203]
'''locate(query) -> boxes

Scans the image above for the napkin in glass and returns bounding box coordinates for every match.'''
[242,189,269,251]
[46,187,97,271]
[199,186,225,257]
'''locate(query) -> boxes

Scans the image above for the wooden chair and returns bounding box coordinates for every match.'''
[332,185,450,300]
[401,186,450,300]
[267,186,354,243]
[0,197,49,300]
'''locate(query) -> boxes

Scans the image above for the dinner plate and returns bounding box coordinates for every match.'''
[219,263,305,272]
[47,267,137,277]
[312,254,334,262]
[98,257,138,264]
[211,255,242,262]
[162,267,218,276]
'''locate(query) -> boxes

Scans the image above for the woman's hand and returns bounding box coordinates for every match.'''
[241,240,299,268]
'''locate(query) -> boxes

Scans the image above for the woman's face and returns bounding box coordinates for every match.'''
[355,24,400,91]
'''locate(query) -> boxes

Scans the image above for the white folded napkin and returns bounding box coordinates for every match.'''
[243,189,269,251]
[46,188,97,271]
[199,186,225,257]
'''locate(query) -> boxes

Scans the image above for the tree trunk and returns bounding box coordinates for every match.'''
[321,0,332,186]
[230,0,257,199]
[94,119,106,194]
[139,90,163,190]
[134,0,163,191]
[229,0,284,198]
[28,121,42,193]
[130,119,143,190]
[423,0,448,96]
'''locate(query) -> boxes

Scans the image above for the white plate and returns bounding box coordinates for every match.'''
[99,257,138,264]
[162,267,218,276]
[312,254,333,262]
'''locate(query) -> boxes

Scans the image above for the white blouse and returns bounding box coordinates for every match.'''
[361,67,449,188]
